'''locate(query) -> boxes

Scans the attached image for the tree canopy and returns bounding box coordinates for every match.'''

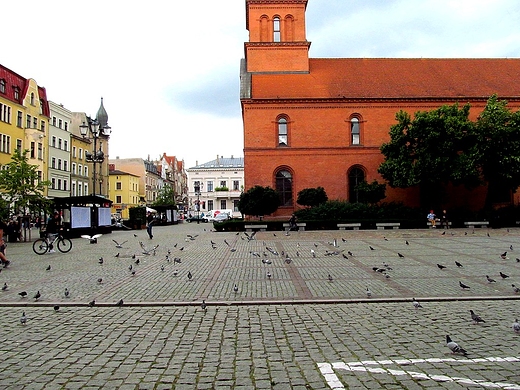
[0,149,50,215]
[378,103,477,208]
[297,186,328,207]
[152,184,176,207]
[238,185,280,217]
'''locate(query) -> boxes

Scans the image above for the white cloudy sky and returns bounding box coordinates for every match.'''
[2,0,519,168]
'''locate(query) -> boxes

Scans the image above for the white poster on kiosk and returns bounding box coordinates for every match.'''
[98,207,111,226]
[71,207,91,228]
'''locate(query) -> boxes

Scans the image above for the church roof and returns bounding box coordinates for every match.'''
[250,58,520,100]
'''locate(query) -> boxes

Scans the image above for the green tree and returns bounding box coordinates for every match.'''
[238,185,280,218]
[0,149,50,216]
[152,184,176,206]
[355,180,386,205]
[297,186,328,207]
[469,95,520,210]
[378,103,477,209]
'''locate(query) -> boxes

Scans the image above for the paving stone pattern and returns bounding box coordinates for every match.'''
[0,224,519,389]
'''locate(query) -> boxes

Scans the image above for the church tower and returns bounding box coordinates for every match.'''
[245,0,310,73]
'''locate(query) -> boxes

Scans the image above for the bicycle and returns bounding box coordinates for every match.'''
[32,233,72,255]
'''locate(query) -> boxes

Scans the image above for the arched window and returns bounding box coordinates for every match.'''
[348,167,365,203]
[273,16,281,42]
[351,117,360,145]
[275,169,293,206]
[278,117,288,146]
[30,92,35,105]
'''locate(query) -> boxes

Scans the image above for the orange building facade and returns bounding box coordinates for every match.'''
[241,0,520,216]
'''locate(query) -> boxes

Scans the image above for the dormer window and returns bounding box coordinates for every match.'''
[0,79,5,94]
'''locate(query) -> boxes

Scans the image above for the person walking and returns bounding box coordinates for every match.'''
[146,211,155,239]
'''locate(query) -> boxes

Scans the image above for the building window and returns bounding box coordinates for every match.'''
[51,178,56,189]
[278,117,288,146]
[63,160,68,172]
[64,122,68,131]
[52,136,56,148]
[16,139,22,153]
[0,103,11,123]
[63,180,67,191]
[348,166,366,203]
[233,199,240,212]
[0,134,11,153]
[79,148,83,159]
[63,140,68,151]
[37,170,42,183]
[233,180,240,191]
[78,165,82,176]
[58,119,62,129]
[84,166,88,177]
[116,182,122,190]
[17,111,22,127]
[351,117,361,145]
[208,200,213,211]
[273,16,281,42]
[33,117,37,129]
[30,93,35,106]
[220,200,227,209]
[38,143,43,160]
[116,195,122,203]
[51,157,56,169]
[72,163,76,175]
[26,115,31,129]
[0,79,5,94]
[52,117,56,126]
[13,87,20,101]
[40,121,45,132]
[30,142,35,158]
[57,179,62,190]
[207,181,213,192]
[58,138,62,149]
[275,169,293,206]
[57,159,62,170]
[220,180,227,188]
[72,146,76,158]
[72,182,76,196]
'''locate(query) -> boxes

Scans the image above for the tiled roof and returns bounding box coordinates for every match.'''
[251,58,520,99]
[109,169,138,177]
[190,157,244,170]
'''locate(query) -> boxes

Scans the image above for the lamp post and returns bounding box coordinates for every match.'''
[194,182,201,224]
[79,98,111,197]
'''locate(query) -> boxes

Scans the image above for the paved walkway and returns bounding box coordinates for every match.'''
[0,224,519,389]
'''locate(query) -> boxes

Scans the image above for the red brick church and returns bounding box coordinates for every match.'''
[240,0,520,216]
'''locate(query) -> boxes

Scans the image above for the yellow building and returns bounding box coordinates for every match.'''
[0,65,49,192]
[109,168,140,219]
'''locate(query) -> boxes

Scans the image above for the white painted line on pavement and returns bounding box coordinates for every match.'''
[318,357,520,390]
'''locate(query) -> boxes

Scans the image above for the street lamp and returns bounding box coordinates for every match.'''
[79,98,111,197]
[194,181,202,224]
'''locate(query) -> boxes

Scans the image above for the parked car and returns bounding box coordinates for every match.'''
[214,213,231,222]
[186,215,208,223]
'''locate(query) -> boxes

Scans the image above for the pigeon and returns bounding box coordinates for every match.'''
[34,290,41,300]
[187,271,193,280]
[135,258,140,265]
[131,270,136,276]
[441,231,446,235]
[446,335,468,356]
[513,319,520,334]
[437,264,447,270]
[88,300,96,307]
[267,271,272,279]
[459,281,470,289]
[115,299,124,306]
[470,309,485,324]
[405,240,409,245]
[46,265,51,271]
[398,253,404,258]
[510,245,514,251]
[161,265,165,272]
[455,261,463,268]
[114,253,120,258]
[512,284,520,293]
[500,272,510,279]
[98,257,104,265]
[369,246,375,251]
[64,288,70,298]
[328,274,333,282]
[53,305,60,312]
[97,278,103,284]
[233,284,239,293]
[517,258,520,263]
[173,269,179,277]
[2,282,7,291]
[133,233,138,237]
[412,298,422,309]
[366,287,372,298]
[20,311,27,325]
[348,251,354,257]
[128,265,133,271]
[81,234,102,243]
[112,240,127,248]
[201,300,207,311]
[486,275,496,283]
[501,251,508,259]
[18,291,27,298]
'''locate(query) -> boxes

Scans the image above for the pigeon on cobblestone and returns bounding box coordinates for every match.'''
[64,288,70,298]
[98,257,103,265]
[455,261,463,268]
[201,300,207,312]
[412,298,422,309]
[97,278,103,284]
[501,251,508,259]
[46,265,51,271]
[173,269,179,277]
[328,274,333,282]
[512,284,520,293]
[459,281,470,289]
[20,311,27,325]
[398,252,404,258]
[187,271,193,281]
[500,272,510,279]
[18,291,27,298]
[366,287,372,298]
[512,319,520,333]
[267,271,272,279]
[470,310,485,324]
[437,264,447,270]
[33,291,41,300]
[88,300,96,307]
[53,305,60,312]
[116,299,124,306]
[486,275,496,283]
[233,284,239,293]
[2,282,7,291]
[446,335,468,356]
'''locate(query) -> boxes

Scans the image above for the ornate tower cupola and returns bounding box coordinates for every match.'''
[245,0,310,73]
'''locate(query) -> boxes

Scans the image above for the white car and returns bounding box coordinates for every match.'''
[213,213,231,222]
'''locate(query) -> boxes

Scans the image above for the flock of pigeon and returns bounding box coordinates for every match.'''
[12,229,520,358]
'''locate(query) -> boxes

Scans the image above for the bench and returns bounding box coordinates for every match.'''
[464,221,489,228]
[376,222,400,230]
[282,222,306,231]
[427,221,451,228]
[337,223,361,230]
[244,224,267,232]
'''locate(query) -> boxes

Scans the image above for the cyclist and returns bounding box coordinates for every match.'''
[45,212,62,253]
